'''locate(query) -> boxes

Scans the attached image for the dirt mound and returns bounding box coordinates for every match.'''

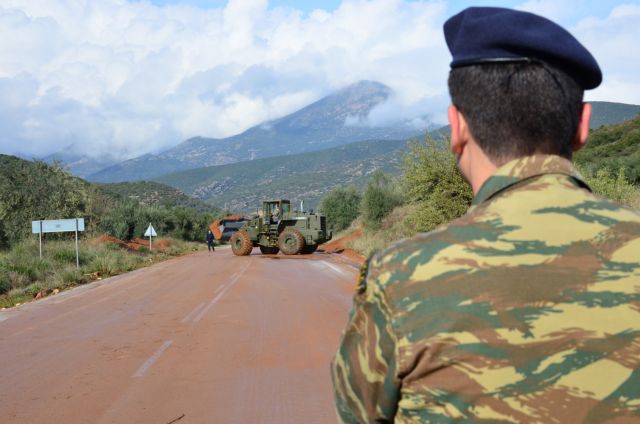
[319,229,365,265]
[94,235,129,248]
[94,235,171,252]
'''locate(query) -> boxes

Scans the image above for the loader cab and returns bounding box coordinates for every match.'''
[263,200,291,225]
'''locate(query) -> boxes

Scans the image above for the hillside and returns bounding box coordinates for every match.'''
[576,114,640,183]
[153,127,449,212]
[100,181,219,214]
[589,102,640,129]
[153,138,410,211]
[0,155,222,248]
[87,81,426,183]
[0,154,100,247]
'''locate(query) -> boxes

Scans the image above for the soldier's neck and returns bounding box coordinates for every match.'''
[461,141,497,195]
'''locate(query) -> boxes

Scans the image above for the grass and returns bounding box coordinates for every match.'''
[0,237,203,308]
[346,205,418,257]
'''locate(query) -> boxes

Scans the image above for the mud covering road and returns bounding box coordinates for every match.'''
[0,248,358,423]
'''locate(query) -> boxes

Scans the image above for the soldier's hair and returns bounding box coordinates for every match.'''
[448,62,584,164]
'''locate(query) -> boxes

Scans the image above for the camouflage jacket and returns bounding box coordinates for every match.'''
[332,155,640,423]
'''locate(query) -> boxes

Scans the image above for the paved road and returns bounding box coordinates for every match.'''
[0,248,358,423]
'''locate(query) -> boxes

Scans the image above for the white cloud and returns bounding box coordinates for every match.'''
[0,0,637,160]
[517,0,575,22]
[573,4,640,104]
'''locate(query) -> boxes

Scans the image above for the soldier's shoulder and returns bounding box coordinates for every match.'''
[366,218,468,291]
[372,205,488,263]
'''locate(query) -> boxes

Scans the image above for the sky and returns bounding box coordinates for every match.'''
[1,0,639,160]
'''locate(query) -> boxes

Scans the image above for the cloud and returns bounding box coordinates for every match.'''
[0,0,637,160]
[572,4,640,104]
[0,0,453,159]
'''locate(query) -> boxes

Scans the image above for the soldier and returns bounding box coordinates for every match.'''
[206,229,215,252]
[332,7,640,423]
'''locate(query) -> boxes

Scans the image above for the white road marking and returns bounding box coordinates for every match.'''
[322,260,349,277]
[193,265,249,323]
[133,340,173,378]
[181,303,205,323]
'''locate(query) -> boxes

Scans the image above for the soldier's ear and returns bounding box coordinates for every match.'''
[572,102,592,152]
[448,105,468,156]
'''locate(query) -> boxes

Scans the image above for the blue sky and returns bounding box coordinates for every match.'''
[147,0,617,24]
[149,0,343,12]
[1,1,638,159]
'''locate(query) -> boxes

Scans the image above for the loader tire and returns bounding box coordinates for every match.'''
[230,230,253,256]
[278,229,305,255]
[301,244,318,254]
[259,246,279,255]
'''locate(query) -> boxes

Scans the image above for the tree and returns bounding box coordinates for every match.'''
[360,170,403,228]
[320,186,361,232]
[99,200,140,240]
[403,136,473,232]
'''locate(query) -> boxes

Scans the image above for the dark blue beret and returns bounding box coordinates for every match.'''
[444,7,602,89]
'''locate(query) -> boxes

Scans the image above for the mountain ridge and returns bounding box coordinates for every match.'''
[87,80,427,183]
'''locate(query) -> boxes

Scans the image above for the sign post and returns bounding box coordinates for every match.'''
[32,218,85,268]
[144,223,157,251]
[39,220,43,259]
[75,218,80,268]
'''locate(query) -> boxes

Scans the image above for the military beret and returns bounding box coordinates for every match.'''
[444,7,602,90]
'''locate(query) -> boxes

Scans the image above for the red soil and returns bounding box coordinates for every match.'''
[94,235,172,252]
[319,229,365,265]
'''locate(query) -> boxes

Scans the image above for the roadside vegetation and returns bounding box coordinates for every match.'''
[321,116,640,257]
[0,237,200,308]
[0,154,219,308]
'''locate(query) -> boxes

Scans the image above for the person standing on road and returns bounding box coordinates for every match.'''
[206,229,215,252]
[332,7,640,423]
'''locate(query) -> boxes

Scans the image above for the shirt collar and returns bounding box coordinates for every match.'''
[472,154,591,206]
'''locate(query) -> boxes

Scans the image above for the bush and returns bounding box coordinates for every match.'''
[320,186,362,232]
[347,205,418,256]
[580,166,640,208]
[360,171,404,228]
[99,200,140,240]
[403,137,473,232]
[99,201,214,242]
[0,274,10,295]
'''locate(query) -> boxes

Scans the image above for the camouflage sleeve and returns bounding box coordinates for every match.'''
[331,259,400,423]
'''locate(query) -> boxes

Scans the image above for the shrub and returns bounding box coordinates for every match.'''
[347,205,418,256]
[360,171,404,229]
[580,166,640,208]
[99,200,140,240]
[320,186,362,232]
[403,137,473,232]
[0,273,10,295]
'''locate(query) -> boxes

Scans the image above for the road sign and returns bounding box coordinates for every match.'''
[32,218,85,234]
[144,224,157,237]
[31,218,84,268]
[144,223,157,251]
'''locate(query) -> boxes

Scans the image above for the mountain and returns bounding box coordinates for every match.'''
[42,150,118,179]
[153,128,449,212]
[589,102,640,129]
[100,181,218,214]
[153,107,640,213]
[88,81,427,183]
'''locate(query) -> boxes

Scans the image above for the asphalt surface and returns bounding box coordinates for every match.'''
[0,248,358,423]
